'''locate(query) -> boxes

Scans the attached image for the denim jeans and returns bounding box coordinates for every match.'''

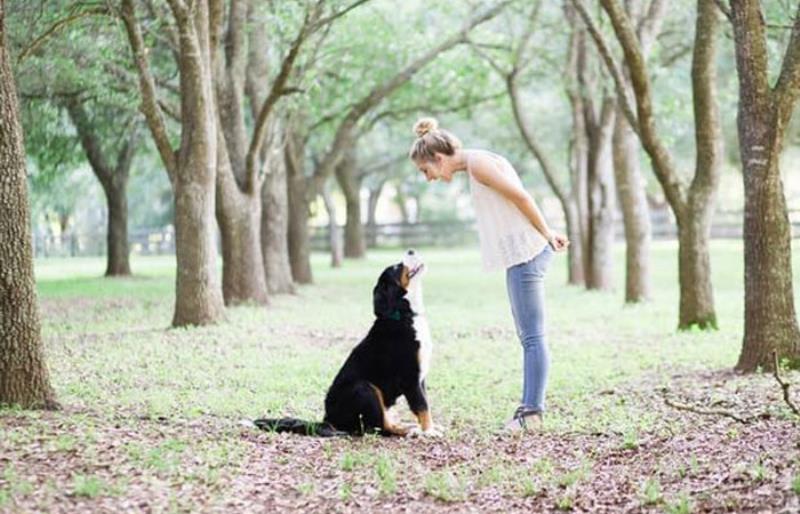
[505,244,554,412]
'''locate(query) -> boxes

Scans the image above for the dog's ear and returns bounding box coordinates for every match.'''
[373,266,404,319]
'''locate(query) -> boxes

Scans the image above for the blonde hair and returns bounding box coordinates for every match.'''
[408,117,462,162]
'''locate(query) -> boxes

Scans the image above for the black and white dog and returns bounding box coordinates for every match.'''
[254,249,440,437]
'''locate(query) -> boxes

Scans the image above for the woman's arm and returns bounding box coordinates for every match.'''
[469,153,561,245]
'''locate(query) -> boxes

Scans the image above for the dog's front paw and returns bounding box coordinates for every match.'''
[408,425,444,438]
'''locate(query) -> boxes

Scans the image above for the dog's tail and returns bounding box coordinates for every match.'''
[252,417,347,437]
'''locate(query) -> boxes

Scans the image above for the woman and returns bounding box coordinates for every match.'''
[408,117,569,432]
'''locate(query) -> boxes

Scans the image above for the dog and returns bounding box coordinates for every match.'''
[254,249,439,437]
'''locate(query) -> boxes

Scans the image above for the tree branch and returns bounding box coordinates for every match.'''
[773,351,800,417]
[570,0,639,134]
[121,0,177,182]
[245,3,321,194]
[16,6,110,64]
[773,2,800,122]
[578,0,689,216]
[660,389,752,424]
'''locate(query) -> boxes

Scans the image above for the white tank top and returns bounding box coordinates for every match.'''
[466,150,548,271]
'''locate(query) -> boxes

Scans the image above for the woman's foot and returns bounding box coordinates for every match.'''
[502,405,542,433]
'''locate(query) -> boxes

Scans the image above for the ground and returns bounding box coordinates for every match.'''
[1,241,799,513]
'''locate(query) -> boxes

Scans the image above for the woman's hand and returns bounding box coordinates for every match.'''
[545,232,569,252]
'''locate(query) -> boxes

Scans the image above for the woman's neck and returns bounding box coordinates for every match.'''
[449,149,470,173]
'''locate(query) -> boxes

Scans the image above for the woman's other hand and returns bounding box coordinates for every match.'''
[546,232,569,252]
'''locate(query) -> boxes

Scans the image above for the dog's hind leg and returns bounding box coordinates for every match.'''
[365,383,408,436]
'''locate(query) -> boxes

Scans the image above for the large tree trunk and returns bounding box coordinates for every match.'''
[0,5,58,409]
[613,110,651,302]
[730,0,800,371]
[216,168,268,305]
[102,178,132,276]
[285,131,313,284]
[261,137,295,294]
[676,209,716,329]
[335,145,366,259]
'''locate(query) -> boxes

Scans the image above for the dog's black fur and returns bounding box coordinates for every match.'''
[254,262,429,437]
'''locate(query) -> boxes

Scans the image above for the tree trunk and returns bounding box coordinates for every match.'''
[365,180,385,249]
[564,199,584,285]
[102,177,132,276]
[261,140,295,294]
[730,0,800,371]
[0,5,58,408]
[584,98,616,291]
[335,145,366,259]
[612,109,651,302]
[322,186,343,268]
[676,208,716,329]
[285,131,313,284]
[737,156,800,370]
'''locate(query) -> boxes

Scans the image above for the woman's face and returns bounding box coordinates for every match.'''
[415,155,452,183]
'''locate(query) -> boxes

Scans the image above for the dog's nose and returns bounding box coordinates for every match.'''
[407,249,415,256]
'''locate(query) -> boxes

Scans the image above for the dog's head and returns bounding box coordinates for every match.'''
[373,249,426,320]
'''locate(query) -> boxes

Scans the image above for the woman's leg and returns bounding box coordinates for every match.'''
[505,246,553,412]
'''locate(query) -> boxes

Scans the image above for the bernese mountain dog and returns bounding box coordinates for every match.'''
[254,249,439,437]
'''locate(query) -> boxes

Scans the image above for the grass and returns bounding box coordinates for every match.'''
[0,240,798,512]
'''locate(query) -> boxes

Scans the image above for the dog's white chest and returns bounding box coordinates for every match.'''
[413,315,433,381]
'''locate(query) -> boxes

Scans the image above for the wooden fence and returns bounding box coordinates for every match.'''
[32,210,800,257]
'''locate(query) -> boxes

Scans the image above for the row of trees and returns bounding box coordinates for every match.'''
[1,0,799,409]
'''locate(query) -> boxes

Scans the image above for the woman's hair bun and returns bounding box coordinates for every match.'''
[413,117,438,138]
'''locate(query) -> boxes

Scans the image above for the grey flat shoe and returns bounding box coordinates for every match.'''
[502,405,542,433]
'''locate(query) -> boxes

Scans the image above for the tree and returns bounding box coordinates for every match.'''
[573,0,723,328]
[727,0,800,371]
[0,0,57,409]
[121,0,224,326]
[65,99,138,276]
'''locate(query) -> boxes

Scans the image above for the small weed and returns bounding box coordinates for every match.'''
[424,469,467,502]
[665,492,692,514]
[72,474,107,498]
[375,454,396,495]
[640,477,662,506]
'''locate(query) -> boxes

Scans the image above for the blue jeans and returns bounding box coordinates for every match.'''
[505,245,554,412]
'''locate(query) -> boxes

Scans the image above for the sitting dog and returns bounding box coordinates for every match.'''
[254,249,439,437]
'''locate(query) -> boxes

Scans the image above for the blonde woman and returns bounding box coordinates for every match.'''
[409,118,568,432]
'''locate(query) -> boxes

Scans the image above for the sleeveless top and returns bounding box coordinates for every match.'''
[466,150,548,272]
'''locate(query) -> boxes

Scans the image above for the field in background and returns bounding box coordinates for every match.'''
[1,241,798,512]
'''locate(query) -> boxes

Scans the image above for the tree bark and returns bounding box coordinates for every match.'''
[0,4,58,409]
[730,0,800,371]
[335,144,366,259]
[261,128,295,294]
[613,110,651,302]
[103,177,132,276]
[584,96,616,290]
[285,129,313,284]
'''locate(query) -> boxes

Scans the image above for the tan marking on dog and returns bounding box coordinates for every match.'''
[400,265,410,289]
[370,384,408,436]
[415,410,432,431]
